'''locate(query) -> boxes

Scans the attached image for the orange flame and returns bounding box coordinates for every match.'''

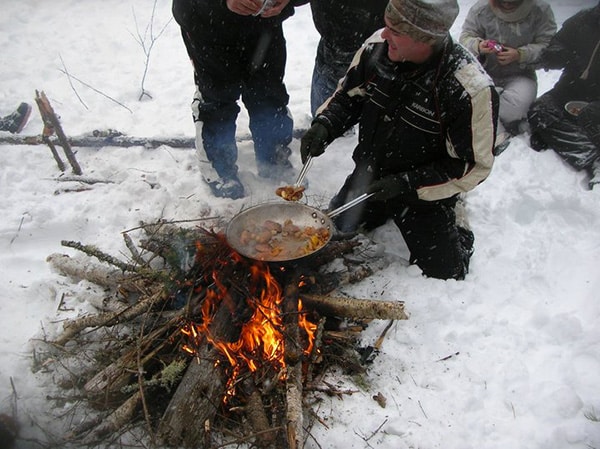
[181,260,316,400]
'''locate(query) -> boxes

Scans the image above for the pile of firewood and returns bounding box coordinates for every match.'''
[38,218,407,448]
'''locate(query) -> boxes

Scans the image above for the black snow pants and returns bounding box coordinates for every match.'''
[329,166,474,281]
[528,93,600,170]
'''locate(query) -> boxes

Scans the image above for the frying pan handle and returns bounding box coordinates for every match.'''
[326,192,374,219]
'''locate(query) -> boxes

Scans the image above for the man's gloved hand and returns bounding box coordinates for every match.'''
[300,122,329,163]
[366,174,412,202]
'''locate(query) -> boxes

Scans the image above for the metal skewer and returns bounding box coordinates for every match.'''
[294,154,312,187]
[327,193,374,218]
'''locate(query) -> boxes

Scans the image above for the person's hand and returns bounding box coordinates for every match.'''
[300,122,329,163]
[226,0,263,16]
[259,0,291,17]
[496,46,520,65]
[479,39,501,55]
[366,174,412,202]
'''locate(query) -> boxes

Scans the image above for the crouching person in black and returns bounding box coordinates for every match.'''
[300,0,498,280]
[528,2,600,190]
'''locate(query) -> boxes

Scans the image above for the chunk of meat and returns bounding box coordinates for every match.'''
[275,185,305,202]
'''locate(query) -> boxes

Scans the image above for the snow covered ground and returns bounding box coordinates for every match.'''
[1,1,599,448]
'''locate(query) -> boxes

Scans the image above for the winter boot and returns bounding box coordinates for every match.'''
[257,145,295,183]
[493,125,512,156]
[529,131,548,152]
[207,175,244,199]
[0,102,32,134]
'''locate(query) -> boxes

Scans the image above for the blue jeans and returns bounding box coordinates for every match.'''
[311,40,357,117]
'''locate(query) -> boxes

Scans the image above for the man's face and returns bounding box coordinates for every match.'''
[381,18,433,64]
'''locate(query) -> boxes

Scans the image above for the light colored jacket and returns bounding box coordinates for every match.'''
[459,0,557,80]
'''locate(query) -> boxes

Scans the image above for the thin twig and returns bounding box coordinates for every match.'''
[130,1,173,101]
[365,418,388,442]
[9,214,26,245]
[373,319,394,350]
[61,240,139,273]
[59,54,88,109]
[136,311,156,443]
[56,68,133,113]
[123,232,145,265]
[418,400,428,419]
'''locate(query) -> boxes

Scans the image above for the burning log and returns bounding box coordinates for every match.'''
[157,348,225,447]
[242,379,276,447]
[157,278,243,447]
[283,280,304,449]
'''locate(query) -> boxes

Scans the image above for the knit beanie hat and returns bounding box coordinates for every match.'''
[385,0,459,38]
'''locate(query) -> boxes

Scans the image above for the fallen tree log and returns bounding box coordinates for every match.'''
[0,128,308,149]
[47,253,131,290]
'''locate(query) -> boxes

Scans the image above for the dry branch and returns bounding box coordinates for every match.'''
[54,289,164,346]
[61,240,139,273]
[83,391,142,443]
[35,90,82,175]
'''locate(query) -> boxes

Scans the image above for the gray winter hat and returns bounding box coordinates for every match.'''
[385,0,459,38]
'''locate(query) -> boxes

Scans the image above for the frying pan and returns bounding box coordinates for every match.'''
[226,193,372,262]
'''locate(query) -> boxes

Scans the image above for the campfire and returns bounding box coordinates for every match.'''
[42,218,407,448]
[180,257,317,403]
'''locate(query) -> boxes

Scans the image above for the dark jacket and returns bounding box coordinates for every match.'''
[315,33,498,203]
[310,0,387,52]
[173,0,306,44]
[539,4,600,105]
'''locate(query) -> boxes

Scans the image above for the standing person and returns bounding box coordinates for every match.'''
[300,0,498,280]
[528,2,600,189]
[0,102,31,134]
[309,0,388,117]
[173,0,306,199]
[460,0,556,153]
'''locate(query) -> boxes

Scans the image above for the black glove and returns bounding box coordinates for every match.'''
[366,174,412,202]
[300,122,329,163]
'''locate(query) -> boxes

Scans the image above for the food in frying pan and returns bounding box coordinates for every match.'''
[237,218,330,261]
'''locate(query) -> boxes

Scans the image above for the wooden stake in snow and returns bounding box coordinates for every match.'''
[35,90,82,175]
